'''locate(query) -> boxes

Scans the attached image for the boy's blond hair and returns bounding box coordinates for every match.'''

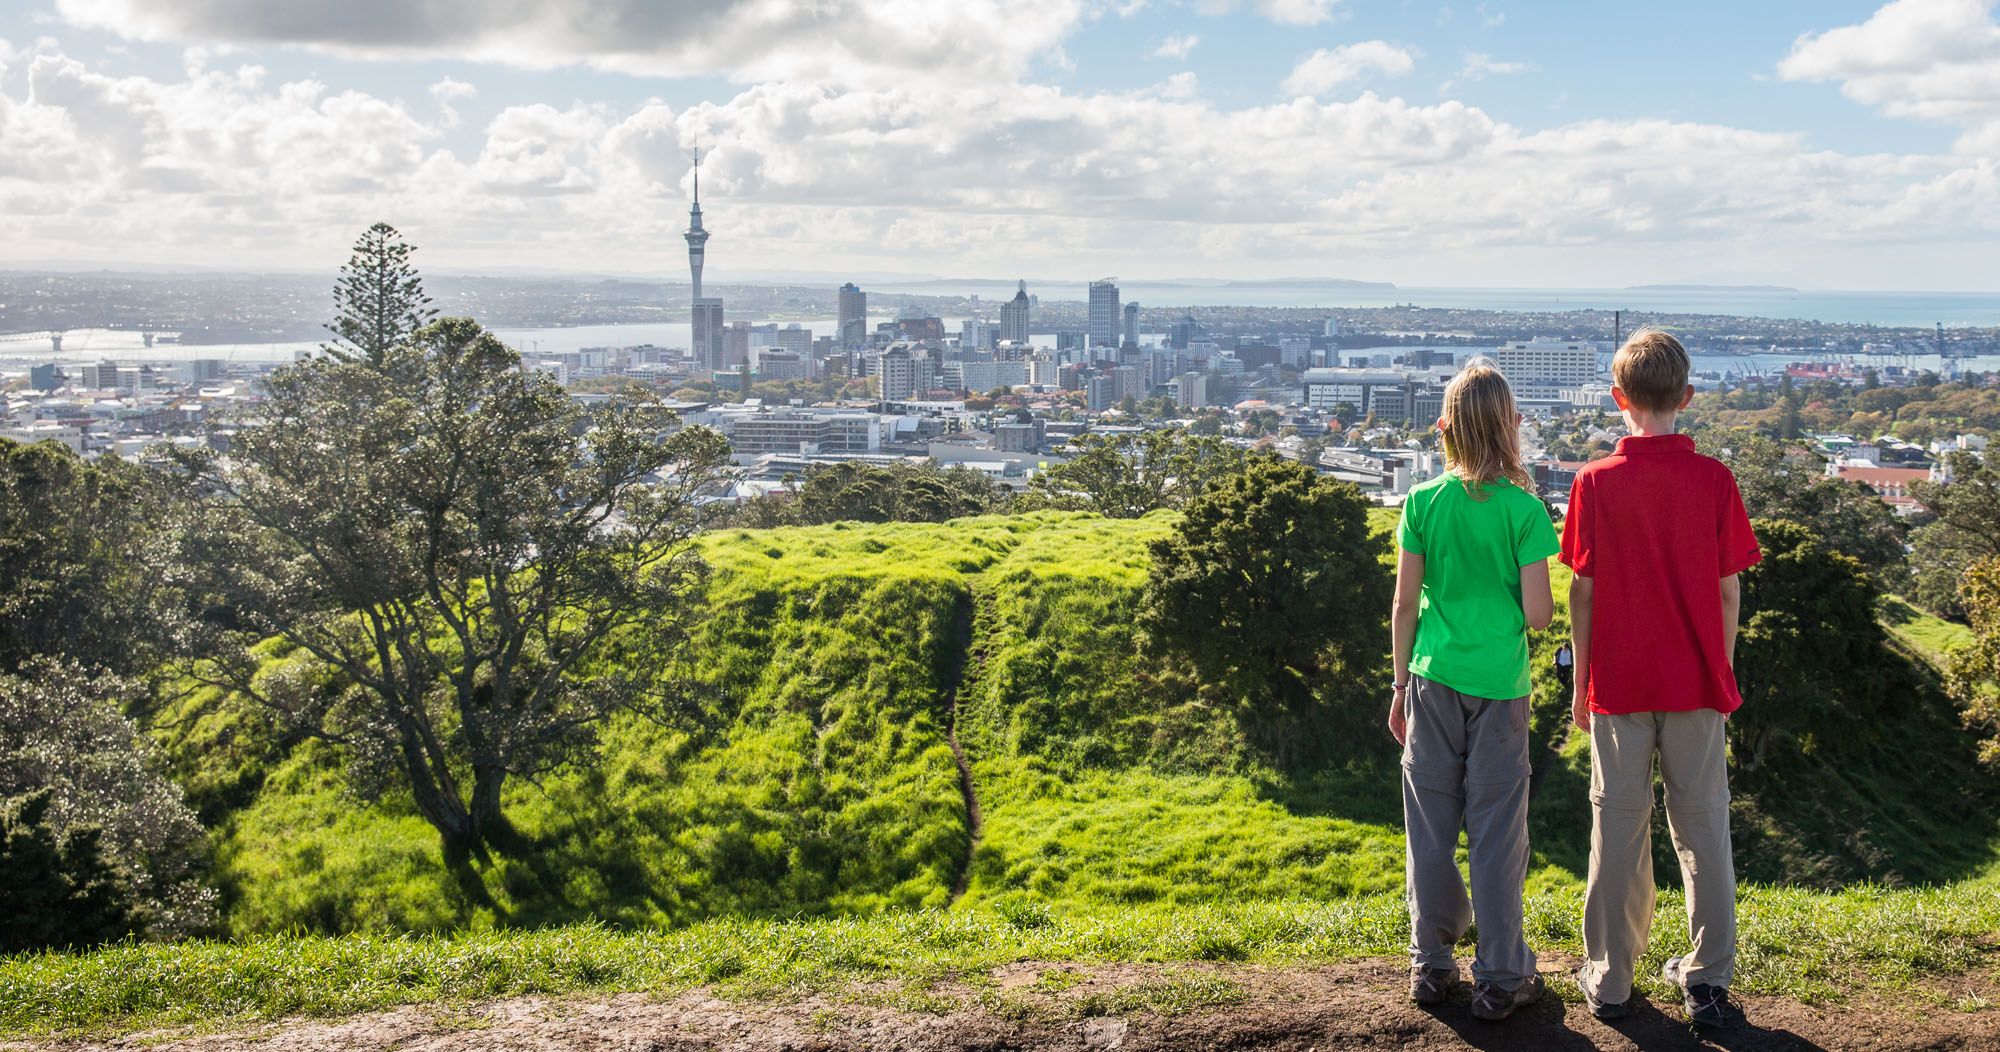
[1438,356,1534,500]
[1613,329,1691,413]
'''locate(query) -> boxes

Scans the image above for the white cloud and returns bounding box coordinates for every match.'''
[1156,71,1199,99]
[1439,50,1535,93]
[1476,3,1505,27]
[1780,0,2000,153]
[1,38,1996,286]
[1198,0,1342,26]
[52,0,1087,88]
[1257,0,1342,24]
[1152,33,1200,60]
[429,76,475,128]
[1282,41,1416,97]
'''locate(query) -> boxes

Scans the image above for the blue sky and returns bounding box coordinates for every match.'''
[2,0,1996,289]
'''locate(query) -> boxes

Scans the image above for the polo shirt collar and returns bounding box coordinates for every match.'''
[1614,433,1695,456]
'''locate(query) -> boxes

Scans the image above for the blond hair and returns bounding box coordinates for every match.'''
[1438,357,1534,500]
[1612,328,1691,412]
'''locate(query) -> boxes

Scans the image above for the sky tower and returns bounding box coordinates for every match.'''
[684,147,710,300]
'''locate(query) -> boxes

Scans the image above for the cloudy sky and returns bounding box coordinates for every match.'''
[1,0,1996,288]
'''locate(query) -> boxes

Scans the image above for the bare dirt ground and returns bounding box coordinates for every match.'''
[17,956,2000,1052]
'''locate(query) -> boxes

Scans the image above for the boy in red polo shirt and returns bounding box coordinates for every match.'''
[1561,330,1760,1030]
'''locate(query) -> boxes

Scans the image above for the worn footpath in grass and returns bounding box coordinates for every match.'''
[5,886,1998,1038]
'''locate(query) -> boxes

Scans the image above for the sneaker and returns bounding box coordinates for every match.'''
[1409,965,1458,1006]
[1662,956,1744,1029]
[1574,973,1631,1021]
[1470,974,1542,1021]
[1683,984,1744,1029]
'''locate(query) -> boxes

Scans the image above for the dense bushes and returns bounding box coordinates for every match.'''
[0,661,216,942]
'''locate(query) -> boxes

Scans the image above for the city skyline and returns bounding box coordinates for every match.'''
[0,1,1997,290]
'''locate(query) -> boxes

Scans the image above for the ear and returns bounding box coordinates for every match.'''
[1678,385,1695,410]
[1610,386,1631,411]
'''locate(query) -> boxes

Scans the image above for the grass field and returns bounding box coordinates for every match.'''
[15,507,1989,1038]
[5,883,1997,1037]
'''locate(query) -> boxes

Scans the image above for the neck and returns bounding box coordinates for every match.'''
[1623,410,1679,437]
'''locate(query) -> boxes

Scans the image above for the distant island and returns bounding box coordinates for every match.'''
[1629,284,1801,293]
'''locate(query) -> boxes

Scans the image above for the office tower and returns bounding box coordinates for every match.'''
[692,299,725,372]
[1323,318,1340,338]
[1001,280,1032,344]
[1169,314,1198,350]
[839,282,867,348]
[1122,302,1140,347]
[1088,279,1121,347]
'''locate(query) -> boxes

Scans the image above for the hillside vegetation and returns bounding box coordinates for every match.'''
[149,510,2000,938]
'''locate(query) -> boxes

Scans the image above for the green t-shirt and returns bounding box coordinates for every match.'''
[1396,473,1560,701]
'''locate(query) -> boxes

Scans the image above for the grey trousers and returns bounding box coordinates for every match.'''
[1401,675,1536,988]
[1578,708,1737,1003]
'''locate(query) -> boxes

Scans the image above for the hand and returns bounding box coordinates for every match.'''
[1388,691,1408,746]
[1571,689,1590,732]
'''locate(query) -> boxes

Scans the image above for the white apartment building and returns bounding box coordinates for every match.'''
[1488,340,1598,389]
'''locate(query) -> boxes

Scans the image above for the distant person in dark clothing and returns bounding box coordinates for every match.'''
[1553,643,1574,694]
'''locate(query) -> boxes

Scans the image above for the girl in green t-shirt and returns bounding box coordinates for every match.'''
[1387,357,1559,1021]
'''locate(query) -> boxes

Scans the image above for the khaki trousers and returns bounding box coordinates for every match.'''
[1401,675,1537,988]
[1578,708,1737,1003]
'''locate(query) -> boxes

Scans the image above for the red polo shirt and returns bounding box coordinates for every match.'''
[1560,434,1761,715]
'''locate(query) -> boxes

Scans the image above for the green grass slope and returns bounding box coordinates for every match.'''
[153,510,1999,937]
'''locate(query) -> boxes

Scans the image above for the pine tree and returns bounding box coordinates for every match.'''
[324,223,437,367]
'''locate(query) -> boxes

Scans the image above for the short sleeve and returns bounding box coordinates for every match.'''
[1717,470,1761,577]
[1396,498,1424,555]
[1559,474,1593,576]
[1516,495,1560,567]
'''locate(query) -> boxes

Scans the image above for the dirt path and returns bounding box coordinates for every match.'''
[24,957,1999,1052]
[942,589,985,905]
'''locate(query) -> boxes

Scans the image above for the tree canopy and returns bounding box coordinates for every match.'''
[173,317,731,855]
[1730,519,1898,768]
[1910,451,2000,619]
[0,438,175,676]
[1947,558,2000,769]
[1138,455,1391,763]
[1022,430,1246,518]
[323,222,437,367]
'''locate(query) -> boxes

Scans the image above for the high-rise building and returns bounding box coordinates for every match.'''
[1122,302,1140,348]
[1173,372,1208,409]
[838,282,867,348]
[724,321,752,370]
[961,319,1000,352]
[1169,314,1199,350]
[692,299,725,372]
[1086,374,1115,411]
[1088,279,1121,347]
[877,347,924,403]
[1000,280,1032,344]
